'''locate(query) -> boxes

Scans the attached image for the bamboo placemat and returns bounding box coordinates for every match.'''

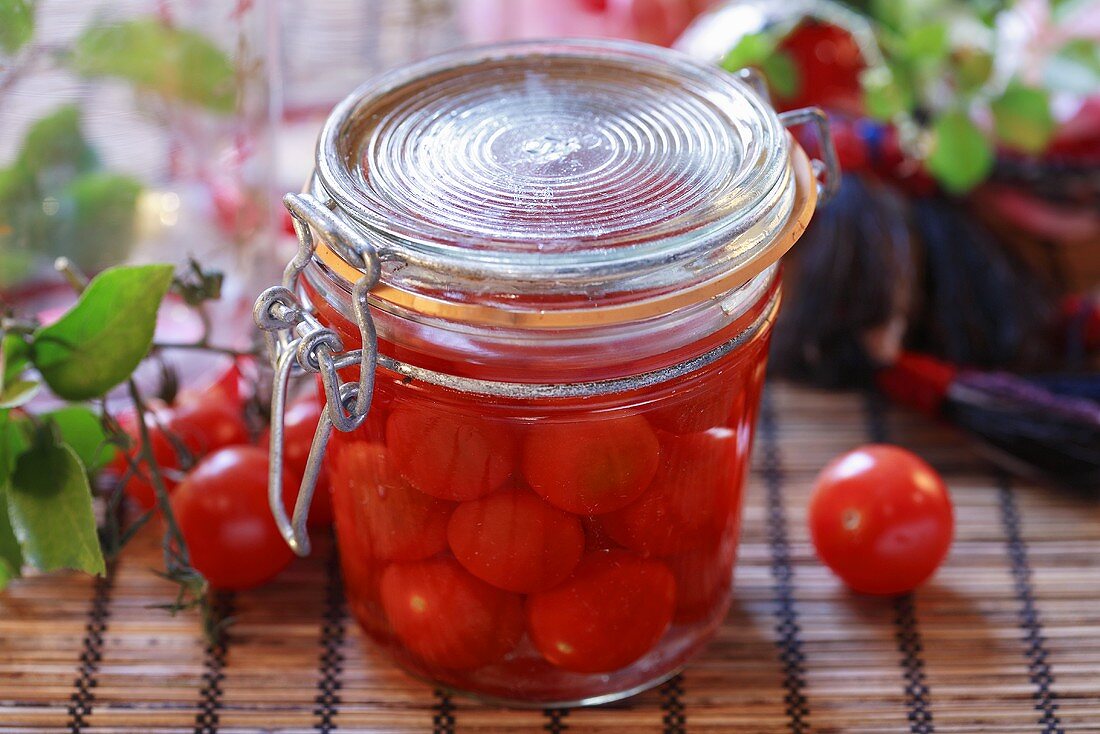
[2,383,1098,733]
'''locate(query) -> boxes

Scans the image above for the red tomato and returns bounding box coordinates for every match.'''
[601,429,738,556]
[526,550,676,674]
[447,490,585,593]
[171,446,295,591]
[664,534,737,622]
[522,414,660,515]
[113,403,179,511]
[280,392,333,526]
[776,21,866,113]
[648,375,744,435]
[380,557,524,670]
[330,453,394,642]
[168,400,250,456]
[329,441,454,562]
[809,445,954,595]
[386,407,518,501]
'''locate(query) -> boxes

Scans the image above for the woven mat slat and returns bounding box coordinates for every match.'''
[1,382,1098,733]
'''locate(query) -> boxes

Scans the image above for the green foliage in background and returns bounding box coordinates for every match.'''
[0,0,35,54]
[0,106,142,283]
[71,19,238,113]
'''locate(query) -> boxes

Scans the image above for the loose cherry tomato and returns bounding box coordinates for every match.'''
[522,414,660,515]
[171,446,295,591]
[280,392,333,526]
[664,534,737,622]
[809,445,954,595]
[329,441,454,561]
[776,20,865,114]
[380,557,524,670]
[447,490,585,593]
[526,550,676,674]
[601,429,738,556]
[168,400,250,456]
[386,407,518,501]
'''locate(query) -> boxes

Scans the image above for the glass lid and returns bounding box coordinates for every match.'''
[309,39,815,320]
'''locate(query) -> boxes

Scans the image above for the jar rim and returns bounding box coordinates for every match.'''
[309,39,816,325]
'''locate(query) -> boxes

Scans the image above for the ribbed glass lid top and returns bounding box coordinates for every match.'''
[316,39,792,283]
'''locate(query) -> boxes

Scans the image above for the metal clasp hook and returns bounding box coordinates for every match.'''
[253,193,381,555]
[780,107,841,204]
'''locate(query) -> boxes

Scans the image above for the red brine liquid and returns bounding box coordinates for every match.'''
[309,278,776,705]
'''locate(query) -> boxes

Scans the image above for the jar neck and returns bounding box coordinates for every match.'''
[304,262,780,384]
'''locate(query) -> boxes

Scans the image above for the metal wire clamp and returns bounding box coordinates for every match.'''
[253,193,380,556]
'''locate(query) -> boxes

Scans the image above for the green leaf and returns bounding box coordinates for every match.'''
[861,65,911,120]
[0,0,34,55]
[953,48,994,92]
[7,433,104,575]
[14,105,99,186]
[53,171,142,271]
[32,264,174,401]
[761,52,800,100]
[43,406,114,473]
[927,110,994,193]
[0,483,23,589]
[1044,39,1100,96]
[0,380,39,409]
[71,19,237,113]
[720,31,778,73]
[0,410,30,481]
[903,23,948,63]
[991,84,1055,154]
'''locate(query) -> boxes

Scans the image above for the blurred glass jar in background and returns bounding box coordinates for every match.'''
[0,0,277,313]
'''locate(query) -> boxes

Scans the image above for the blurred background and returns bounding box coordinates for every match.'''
[1,0,1097,392]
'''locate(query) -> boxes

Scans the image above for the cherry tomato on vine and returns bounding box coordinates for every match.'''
[171,446,295,591]
[775,21,866,114]
[601,428,738,556]
[523,414,660,515]
[112,402,179,511]
[809,445,954,595]
[380,557,524,670]
[448,490,584,593]
[329,441,453,561]
[526,550,676,674]
[386,407,518,501]
[169,400,250,456]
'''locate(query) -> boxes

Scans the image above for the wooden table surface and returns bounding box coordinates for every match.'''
[2,384,1098,733]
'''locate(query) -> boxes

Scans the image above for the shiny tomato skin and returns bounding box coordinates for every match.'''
[601,428,738,556]
[329,442,454,562]
[171,446,295,591]
[809,445,954,595]
[522,414,661,515]
[447,490,585,593]
[526,550,676,674]
[380,557,524,670]
[386,407,518,501]
[281,393,333,526]
[776,21,866,113]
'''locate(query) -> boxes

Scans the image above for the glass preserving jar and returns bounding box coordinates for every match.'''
[255,39,837,707]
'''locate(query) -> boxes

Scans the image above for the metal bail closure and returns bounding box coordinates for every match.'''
[253,193,381,556]
[779,107,841,204]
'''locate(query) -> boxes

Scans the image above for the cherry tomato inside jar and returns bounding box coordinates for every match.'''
[448,489,585,593]
[380,557,525,670]
[280,392,334,525]
[809,444,954,595]
[522,414,661,515]
[329,441,454,562]
[601,428,739,556]
[526,550,676,674]
[386,406,518,501]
